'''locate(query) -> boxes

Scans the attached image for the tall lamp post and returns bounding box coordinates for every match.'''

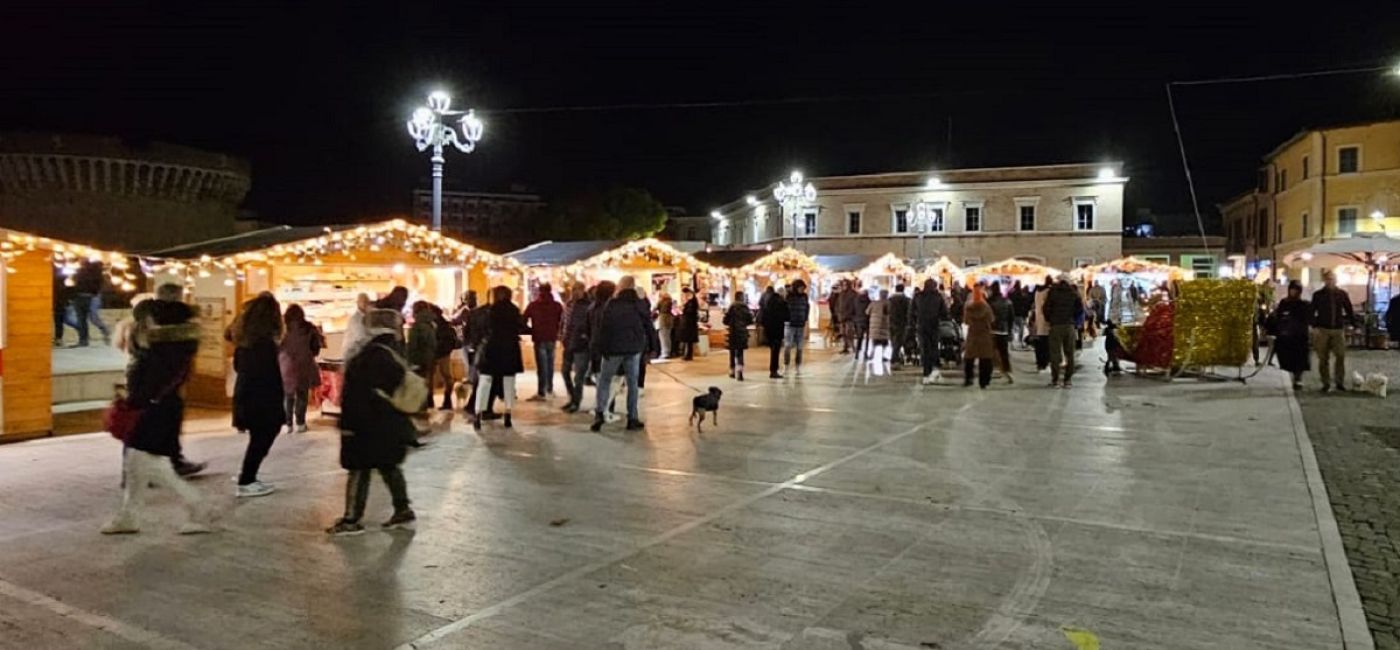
[406,90,485,231]
[774,171,816,250]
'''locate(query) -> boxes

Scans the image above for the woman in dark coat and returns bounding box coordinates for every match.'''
[475,285,527,430]
[278,304,324,433]
[327,309,417,535]
[1267,281,1311,389]
[722,291,754,381]
[678,287,700,360]
[233,294,286,498]
[761,288,789,379]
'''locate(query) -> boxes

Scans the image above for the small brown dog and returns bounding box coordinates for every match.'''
[689,387,723,432]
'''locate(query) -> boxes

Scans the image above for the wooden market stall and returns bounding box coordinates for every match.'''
[0,229,138,440]
[694,247,825,307]
[1071,256,1194,325]
[918,255,966,289]
[149,219,521,407]
[962,257,1063,289]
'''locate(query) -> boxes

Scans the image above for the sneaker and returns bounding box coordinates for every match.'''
[625,419,645,431]
[382,510,417,531]
[1048,381,1060,388]
[1005,373,1015,385]
[174,460,207,477]
[737,371,744,382]
[481,411,502,421]
[1063,381,1073,389]
[590,416,604,432]
[472,416,482,432]
[770,373,784,379]
[236,481,276,498]
[100,519,140,535]
[526,394,546,402]
[1334,384,1347,393]
[327,519,366,536]
[604,411,621,424]
[503,413,513,428]
[295,424,309,433]
[1321,385,1332,393]
[1292,381,1303,390]
[561,402,579,413]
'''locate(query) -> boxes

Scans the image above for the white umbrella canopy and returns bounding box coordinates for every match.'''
[1283,232,1400,267]
[1283,232,1400,312]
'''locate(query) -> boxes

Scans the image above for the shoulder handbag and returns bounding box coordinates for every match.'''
[371,343,429,414]
[105,367,189,443]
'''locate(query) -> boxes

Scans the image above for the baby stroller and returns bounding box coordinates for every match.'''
[938,319,963,368]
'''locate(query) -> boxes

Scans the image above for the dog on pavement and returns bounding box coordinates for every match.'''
[689,387,723,433]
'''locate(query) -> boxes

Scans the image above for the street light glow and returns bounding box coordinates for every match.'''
[774,171,818,249]
[746,195,758,206]
[710,210,723,220]
[1098,167,1116,180]
[1370,210,1386,221]
[926,177,943,188]
[407,90,485,231]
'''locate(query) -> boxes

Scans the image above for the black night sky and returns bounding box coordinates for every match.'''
[3,2,1400,233]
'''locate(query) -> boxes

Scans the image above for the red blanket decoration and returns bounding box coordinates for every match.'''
[1128,302,1174,369]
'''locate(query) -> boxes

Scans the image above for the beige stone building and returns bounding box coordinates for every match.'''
[709,162,1126,271]
[1220,119,1400,283]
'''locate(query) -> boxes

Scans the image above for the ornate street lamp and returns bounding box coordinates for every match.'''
[406,90,484,231]
[773,170,817,249]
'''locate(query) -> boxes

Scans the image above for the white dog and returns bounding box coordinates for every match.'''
[1350,371,1390,398]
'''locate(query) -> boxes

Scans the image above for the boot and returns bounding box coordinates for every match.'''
[590,414,604,432]
[737,365,744,382]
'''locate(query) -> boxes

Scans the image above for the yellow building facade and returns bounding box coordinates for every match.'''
[1222,119,1400,284]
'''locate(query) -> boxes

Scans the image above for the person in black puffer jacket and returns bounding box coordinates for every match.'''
[784,280,812,374]
[103,285,210,535]
[761,287,789,379]
[474,286,528,430]
[1043,274,1084,388]
[560,283,593,413]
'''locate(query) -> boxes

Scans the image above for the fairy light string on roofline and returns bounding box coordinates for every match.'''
[2,232,143,291]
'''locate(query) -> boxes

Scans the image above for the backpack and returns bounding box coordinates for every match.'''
[371,343,429,413]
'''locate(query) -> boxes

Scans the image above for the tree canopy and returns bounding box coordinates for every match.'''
[542,187,668,240]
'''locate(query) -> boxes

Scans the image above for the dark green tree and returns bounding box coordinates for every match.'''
[544,187,668,240]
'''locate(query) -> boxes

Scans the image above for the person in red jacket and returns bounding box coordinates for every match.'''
[523,283,563,401]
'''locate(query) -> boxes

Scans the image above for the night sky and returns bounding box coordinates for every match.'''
[3,2,1399,233]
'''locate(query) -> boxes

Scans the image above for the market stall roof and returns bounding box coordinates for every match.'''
[1282,232,1400,267]
[0,227,141,290]
[145,219,518,274]
[510,238,718,273]
[692,249,771,269]
[963,257,1063,281]
[812,254,882,274]
[920,256,965,279]
[1072,256,1193,280]
[506,240,626,267]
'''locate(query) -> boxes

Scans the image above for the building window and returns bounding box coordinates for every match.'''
[1338,146,1360,174]
[1257,208,1269,247]
[685,226,697,240]
[962,257,981,267]
[1302,155,1310,179]
[802,210,817,236]
[964,206,982,232]
[1337,207,1358,234]
[1279,169,1287,191]
[1074,201,1096,230]
[1073,257,1096,268]
[1185,255,1217,279]
[1301,212,1309,238]
[928,206,945,232]
[1018,205,1035,231]
[847,211,861,234]
[1256,169,1269,192]
[893,208,909,234]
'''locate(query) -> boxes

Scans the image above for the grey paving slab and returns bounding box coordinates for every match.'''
[0,344,1357,649]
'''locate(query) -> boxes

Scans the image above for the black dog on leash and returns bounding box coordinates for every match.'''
[689,387,723,433]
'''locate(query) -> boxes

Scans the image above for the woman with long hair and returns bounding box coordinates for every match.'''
[233,294,286,497]
[279,304,324,433]
[474,285,527,431]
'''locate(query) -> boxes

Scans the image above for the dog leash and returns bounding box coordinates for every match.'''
[648,361,707,394]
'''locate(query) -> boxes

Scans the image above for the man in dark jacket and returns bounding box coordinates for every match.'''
[1310,270,1355,392]
[784,280,812,375]
[1010,282,1033,348]
[1044,274,1083,388]
[524,283,564,400]
[560,284,593,412]
[839,281,862,353]
[913,279,947,383]
[327,309,416,536]
[888,284,912,368]
[590,276,656,431]
[430,304,458,410]
[761,288,789,379]
[103,287,210,535]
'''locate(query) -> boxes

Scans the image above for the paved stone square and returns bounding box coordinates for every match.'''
[0,346,1360,649]
[1299,349,1400,649]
